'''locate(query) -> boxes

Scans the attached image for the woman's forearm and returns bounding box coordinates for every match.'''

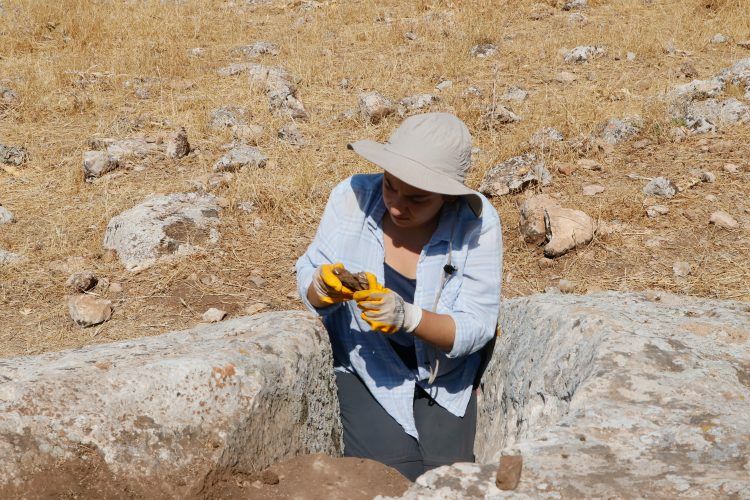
[412,310,456,352]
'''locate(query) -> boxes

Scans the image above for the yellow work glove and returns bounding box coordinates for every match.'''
[310,263,356,306]
[353,288,423,335]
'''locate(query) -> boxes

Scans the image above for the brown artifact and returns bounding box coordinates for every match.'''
[495,454,523,490]
[333,267,370,292]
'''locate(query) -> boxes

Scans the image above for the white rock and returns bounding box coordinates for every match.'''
[558,279,576,293]
[188,47,204,57]
[244,303,268,315]
[555,71,578,83]
[582,184,605,196]
[83,150,120,180]
[0,86,18,104]
[67,295,112,327]
[109,282,123,293]
[643,177,678,198]
[480,154,552,197]
[646,205,670,218]
[501,86,528,101]
[685,98,750,133]
[529,127,564,150]
[209,106,249,129]
[404,31,417,41]
[0,205,14,225]
[564,45,605,63]
[398,93,439,115]
[481,104,521,129]
[470,44,497,58]
[672,261,692,278]
[562,0,587,10]
[103,192,221,271]
[231,41,279,58]
[723,163,740,173]
[0,249,23,265]
[700,171,716,183]
[598,116,642,145]
[358,91,394,124]
[0,312,340,496]
[165,127,190,159]
[519,195,595,257]
[435,80,453,91]
[213,145,267,172]
[709,210,739,229]
[626,51,637,61]
[568,12,588,25]
[705,194,717,202]
[202,307,227,323]
[0,144,28,165]
[711,33,729,44]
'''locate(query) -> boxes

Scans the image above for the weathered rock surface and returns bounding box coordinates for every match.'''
[643,177,678,198]
[392,292,750,498]
[685,98,750,133]
[359,92,394,124]
[519,195,594,258]
[470,43,497,58]
[0,204,14,225]
[165,127,190,159]
[278,122,305,146]
[83,150,120,180]
[103,193,221,271]
[710,210,739,229]
[563,45,605,63]
[213,145,268,172]
[0,144,28,165]
[479,154,551,197]
[529,127,563,151]
[598,115,642,145]
[0,249,23,265]
[0,311,341,498]
[67,294,112,327]
[481,104,521,129]
[397,93,438,116]
[66,271,98,293]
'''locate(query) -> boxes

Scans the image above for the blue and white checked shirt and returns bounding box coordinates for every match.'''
[296,174,502,439]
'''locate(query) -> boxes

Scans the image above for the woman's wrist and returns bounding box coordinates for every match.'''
[402,302,423,333]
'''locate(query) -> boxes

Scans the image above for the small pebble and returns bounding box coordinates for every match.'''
[435,80,453,91]
[705,194,717,202]
[723,163,740,174]
[646,205,669,218]
[558,279,576,294]
[700,171,715,183]
[66,271,98,293]
[582,184,605,196]
[709,211,738,229]
[672,261,692,278]
[202,307,227,323]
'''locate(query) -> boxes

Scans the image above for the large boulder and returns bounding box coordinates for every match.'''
[103,192,221,271]
[392,292,750,498]
[0,311,341,498]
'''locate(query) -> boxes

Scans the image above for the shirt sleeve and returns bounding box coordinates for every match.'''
[295,181,349,317]
[445,208,503,358]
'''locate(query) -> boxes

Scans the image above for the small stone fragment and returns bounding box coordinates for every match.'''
[738,40,750,49]
[557,163,576,176]
[555,71,578,83]
[705,194,717,202]
[68,295,113,328]
[0,249,24,265]
[435,80,453,91]
[496,455,523,490]
[563,46,605,64]
[398,93,439,115]
[470,44,497,58]
[646,205,669,218]
[626,52,636,61]
[232,41,279,58]
[109,282,123,293]
[333,267,369,292]
[481,104,521,129]
[358,92,394,124]
[1,86,18,104]
[723,163,740,173]
[709,210,739,229]
[529,127,563,150]
[213,146,267,172]
[166,127,190,159]
[480,154,551,196]
[66,271,98,293]
[501,86,528,102]
[404,31,417,41]
[83,150,120,180]
[673,261,691,278]
[643,177,678,198]
[562,0,587,10]
[0,205,14,225]
[582,184,605,196]
[700,171,715,183]
[202,308,227,323]
[278,123,305,146]
[244,303,268,315]
[577,159,601,171]
[558,279,576,294]
[598,116,642,145]
[0,144,28,166]
[710,33,729,44]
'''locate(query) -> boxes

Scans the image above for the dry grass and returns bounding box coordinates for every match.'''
[0,0,749,357]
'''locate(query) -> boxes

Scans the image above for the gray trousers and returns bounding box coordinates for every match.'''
[335,371,477,482]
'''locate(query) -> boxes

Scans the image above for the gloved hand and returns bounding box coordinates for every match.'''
[354,287,423,334]
[310,263,356,306]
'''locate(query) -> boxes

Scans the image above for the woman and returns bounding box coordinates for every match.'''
[295,112,502,481]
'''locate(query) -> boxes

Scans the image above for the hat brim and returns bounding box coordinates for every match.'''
[348,140,483,217]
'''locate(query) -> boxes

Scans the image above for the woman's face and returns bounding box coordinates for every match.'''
[382,172,447,229]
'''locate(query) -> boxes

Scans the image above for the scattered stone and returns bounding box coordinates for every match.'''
[202,307,227,323]
[398,93,439,116]
[250,275,267,287]
[188,47,204,57]
[529,127,564,151]
[709,210,739,229]
[358,92,394,124]
[231,41,279,58]
[723,163,740,173]
[470,44,497,58]
[563,46,605,63]
[0,144,28,166]
[213,146,267,172]
[646,205,669,218]
[244,303,268,315]
[0,249,23,265]
[557,163,576,176]
[562,0,587,10]
[502,86,528,102]
[244,64,307,120]
[0,205,14,225]
[496,455,523,490]
[598,115,642,145]
[481,104,521,129]
[68,295,112,328]
[209,106,250,130]
[259,469,280,485]
[582,184,605,196]
[577,159,601,171]
[555,71,578,83]
[339,78,350,89]
[464,85,482,96]
[0,86,18,104]
[633,138,652,149]
[685,98,750,133]
[103,192,221,271]
[278,122,305,146]
[558,279,576,294]
[83,150,120,180]
[626,51,636,61]
[519,195,595,258]
[165,127,190,159]
[672,261,691,278]
[537,257,555,268]
[710,33,729,44]
[643,177,678,198]
[109,282,123,293]
[435,80,453,91]
[479,154,551,196]
[134,86,151,99]
[700,171,716,183]
[404,31,417,41]
[66,271,98,293]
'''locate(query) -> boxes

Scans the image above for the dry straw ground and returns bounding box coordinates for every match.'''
[0,0,749,356]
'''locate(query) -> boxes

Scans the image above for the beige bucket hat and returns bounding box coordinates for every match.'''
[348,112,483,217]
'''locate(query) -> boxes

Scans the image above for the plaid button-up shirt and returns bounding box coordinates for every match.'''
[296,174,502,439]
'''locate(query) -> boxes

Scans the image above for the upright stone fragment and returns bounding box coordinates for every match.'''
[213,145,268,172]
[0,312,341,498]
[165,127,190,159]
[359,92,394,124]
[480,154,551,197]
[103,192,221,271]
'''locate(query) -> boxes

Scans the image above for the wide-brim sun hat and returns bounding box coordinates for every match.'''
[347,112,483,217]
